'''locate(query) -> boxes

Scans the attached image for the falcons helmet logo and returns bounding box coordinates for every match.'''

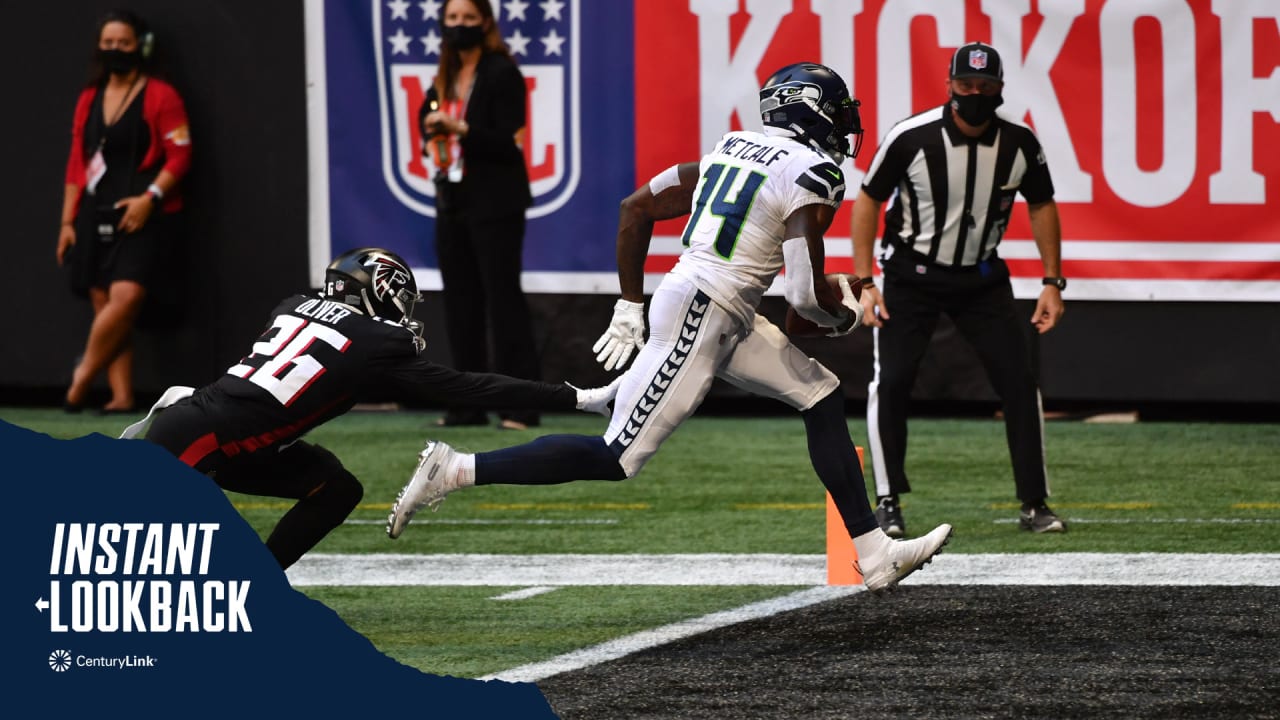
[368,253,411,301]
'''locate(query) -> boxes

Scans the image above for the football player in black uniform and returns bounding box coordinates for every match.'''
[133,248,616,569]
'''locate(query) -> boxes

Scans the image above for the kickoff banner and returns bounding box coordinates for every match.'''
[312,0,1280,301]
[314,0,635,294]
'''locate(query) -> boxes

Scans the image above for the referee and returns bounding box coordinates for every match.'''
[850,42,1067,536]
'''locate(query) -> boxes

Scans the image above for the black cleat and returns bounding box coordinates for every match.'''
[875,496,905,538]
[1020,502,1067,533]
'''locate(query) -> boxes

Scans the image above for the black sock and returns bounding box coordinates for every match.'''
[801,392,878,538]
[476,434,626,485]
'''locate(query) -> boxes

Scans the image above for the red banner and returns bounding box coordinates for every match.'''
[635,0,1280,301]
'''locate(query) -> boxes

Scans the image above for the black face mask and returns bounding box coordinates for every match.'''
[950,91,1003,127]
[98,48,142,75]
[442,24,485,50]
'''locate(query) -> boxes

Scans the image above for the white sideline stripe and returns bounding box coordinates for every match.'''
[490,586,559,601]
[993,518,1280,525]
[286,553,1280,587]
[479,586,860,683]
[287,554,819,586]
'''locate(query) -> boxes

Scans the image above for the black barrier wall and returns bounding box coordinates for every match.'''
[3,1,1276,414]
[4,0,310,405]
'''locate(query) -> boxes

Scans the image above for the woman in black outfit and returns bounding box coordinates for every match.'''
[420,0,541,430]
[56,9,191,414]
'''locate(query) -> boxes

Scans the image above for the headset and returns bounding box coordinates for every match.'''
[100,10,155,61]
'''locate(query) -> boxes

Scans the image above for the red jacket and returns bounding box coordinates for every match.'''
[65,77,192,213]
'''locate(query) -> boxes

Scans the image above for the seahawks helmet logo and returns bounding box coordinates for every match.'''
[760,82,823,116]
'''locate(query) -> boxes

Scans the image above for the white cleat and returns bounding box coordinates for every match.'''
[856,523,953,594]
[386,440,461,539]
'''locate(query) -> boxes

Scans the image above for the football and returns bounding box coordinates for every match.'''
[784,273,863,337]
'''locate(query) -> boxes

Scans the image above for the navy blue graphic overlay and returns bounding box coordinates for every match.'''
[2,420,556,717]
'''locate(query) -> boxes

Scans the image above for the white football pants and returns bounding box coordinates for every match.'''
[604,274,839,477]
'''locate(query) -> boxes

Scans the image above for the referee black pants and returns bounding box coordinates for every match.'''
[866,255,1049,504]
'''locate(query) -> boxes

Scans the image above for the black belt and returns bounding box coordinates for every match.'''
[886,243,1000,274]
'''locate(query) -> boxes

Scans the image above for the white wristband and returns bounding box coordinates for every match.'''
[147,183,164,200]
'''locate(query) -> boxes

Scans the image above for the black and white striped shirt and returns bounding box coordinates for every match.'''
[862,105,1054,268]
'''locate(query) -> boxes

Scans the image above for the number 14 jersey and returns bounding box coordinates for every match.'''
[669,130,846,325]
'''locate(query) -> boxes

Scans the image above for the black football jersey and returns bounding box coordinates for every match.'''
[177,294,574,456]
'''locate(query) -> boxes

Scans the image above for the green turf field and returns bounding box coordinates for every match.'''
[5,408,1277,677]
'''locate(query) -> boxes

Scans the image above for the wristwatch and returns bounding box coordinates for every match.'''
[1042,276,1067,290]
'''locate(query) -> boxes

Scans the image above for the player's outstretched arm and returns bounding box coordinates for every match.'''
[393,361,581,412]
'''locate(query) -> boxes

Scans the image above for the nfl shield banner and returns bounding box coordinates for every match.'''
[374,0,579,218]
[319,0,632,287]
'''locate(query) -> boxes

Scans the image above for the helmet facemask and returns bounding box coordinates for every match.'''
[822,96,863,164]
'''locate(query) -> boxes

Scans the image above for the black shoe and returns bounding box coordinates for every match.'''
[435,410,488,427]
[1020,502,1067,533]
[875,496,905,538]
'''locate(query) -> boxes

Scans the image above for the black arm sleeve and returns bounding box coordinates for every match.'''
[385,356,577,411]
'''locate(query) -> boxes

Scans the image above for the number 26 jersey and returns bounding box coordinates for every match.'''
[176,294,574,455]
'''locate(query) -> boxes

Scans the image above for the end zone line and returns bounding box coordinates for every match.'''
[287,553,1280,587]
[479,585,860,683]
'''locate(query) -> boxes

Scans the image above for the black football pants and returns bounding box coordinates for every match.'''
[146,403,363,569]
[866,256,1050,504]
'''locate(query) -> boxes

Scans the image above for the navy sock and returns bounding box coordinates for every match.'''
[801,392,879,538]
[476,434,626,485]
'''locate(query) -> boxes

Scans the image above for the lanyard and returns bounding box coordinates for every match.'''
[99,74,143,150]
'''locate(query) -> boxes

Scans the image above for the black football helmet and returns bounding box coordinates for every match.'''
[759,62,863,163]
[324,248,424,346]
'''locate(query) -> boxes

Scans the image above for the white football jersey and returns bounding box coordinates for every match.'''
[670,130,845,324]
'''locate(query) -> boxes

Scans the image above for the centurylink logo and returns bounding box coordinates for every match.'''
[48,649,72,672]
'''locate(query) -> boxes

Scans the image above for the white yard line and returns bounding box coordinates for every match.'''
[490,586,560,601]
[286,553,1280,587]
[480,586,860,683]
[991,518,1280,524]
[287,552,1280,684]
[287,553,821,586]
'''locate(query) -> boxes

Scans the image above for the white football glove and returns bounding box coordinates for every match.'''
[592,299,646,371]
[570,376,623,417]
[827,275,866,337]
[118,385,196,439]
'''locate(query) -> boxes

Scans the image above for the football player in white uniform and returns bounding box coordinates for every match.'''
[388,63,953,592]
